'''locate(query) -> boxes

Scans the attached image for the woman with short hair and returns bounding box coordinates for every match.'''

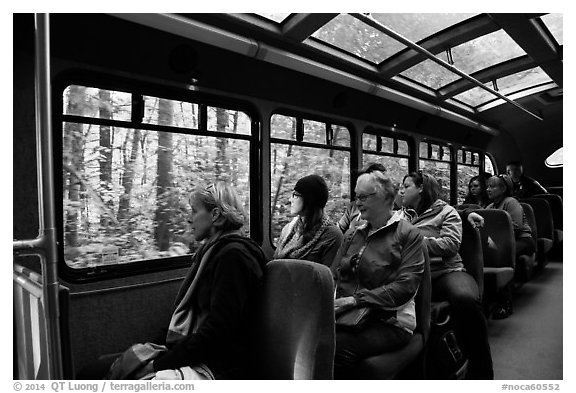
[87,181,267,380]
[331,169,424,379]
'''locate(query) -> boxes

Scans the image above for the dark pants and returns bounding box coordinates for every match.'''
[433,271,494,379]
[334,321,412,379]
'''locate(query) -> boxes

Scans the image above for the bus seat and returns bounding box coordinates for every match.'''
[456,204,482,211]
[356,247,431,379]
[521,198,554,268]
[474,210,515,304]
[255,259,335,380]
[516,203,538,281]
[533,194,563,256]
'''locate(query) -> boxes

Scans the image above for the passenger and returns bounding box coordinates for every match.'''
[486,174,536,259]
[399,171,493,379]
[506,161,548,198]
[273,174,343,266]
[463,174,490,208]
[337,162,387,233]
[79,182,267,380]
[331,169,424,379]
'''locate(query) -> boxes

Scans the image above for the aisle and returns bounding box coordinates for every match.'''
[488,262,563,380]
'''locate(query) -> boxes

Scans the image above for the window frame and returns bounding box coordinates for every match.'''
[54,71,261,282]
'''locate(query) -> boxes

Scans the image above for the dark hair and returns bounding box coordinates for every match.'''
[357,162,386,176]
[294,175,329,243]
[506,161,523,168]
[464,175,489,206]
[403,171,440,215]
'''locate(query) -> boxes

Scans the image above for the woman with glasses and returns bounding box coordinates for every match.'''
[274,174,343,266]
[330,169,424,379]
[82,181,267,380]
[399,171,493,379]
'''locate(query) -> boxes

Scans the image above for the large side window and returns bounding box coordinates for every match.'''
[419,140,452,202]
[270,114,351,244]
[362,129,410,188]
[457,149,481,204]
[61,85,254,269]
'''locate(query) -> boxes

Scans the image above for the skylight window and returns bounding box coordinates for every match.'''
[453,67,553,107]
[371,13,476,44]
[401,59,461,90]
[541,13,563,45]
[312,14,407,64]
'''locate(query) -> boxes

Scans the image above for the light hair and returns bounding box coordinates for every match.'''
[358,170,396,202]
[191,181,246,231]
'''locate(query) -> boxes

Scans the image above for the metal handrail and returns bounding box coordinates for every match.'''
[352,13,543,122]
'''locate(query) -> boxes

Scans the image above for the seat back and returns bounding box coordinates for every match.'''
[357,246,431,379]
[458,213,484,298]
[255,259,335,379]
[521,198,554,241]
[475,209,516,269]
[533,193,562,230]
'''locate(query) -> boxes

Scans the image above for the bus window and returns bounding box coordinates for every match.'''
[270,114,351,244]
[62,85,254,269]
[485,154,496,175]
[457,149,482,204]
[419,141,451,202]
[362,130,410,188]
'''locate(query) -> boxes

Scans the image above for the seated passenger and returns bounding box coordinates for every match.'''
[463,174,490,208]
[274,174,342,266]
[486,174,536,259]
[337,162,387,233]
[399,171,493,379]
[330,169,424,379]
[506,161,548,198]
[79,182,267,380]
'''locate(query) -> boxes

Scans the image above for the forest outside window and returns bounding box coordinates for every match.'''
[419,141,452,202]
[270,114,351,244]
[457,149,481,204]
[361,131,410,190]
[62,85,253,269]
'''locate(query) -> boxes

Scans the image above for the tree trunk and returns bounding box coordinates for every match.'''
[98,89,113,227]
[117,129,141,222]
[154,99,174,251]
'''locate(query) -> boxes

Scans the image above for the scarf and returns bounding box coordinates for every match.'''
[273,215,332,260]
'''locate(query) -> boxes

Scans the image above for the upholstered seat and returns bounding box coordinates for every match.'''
[255,259,335,380]
[521,198,554,268]
[516,203,538,282]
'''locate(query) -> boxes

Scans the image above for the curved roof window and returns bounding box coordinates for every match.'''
[545,147,563,168]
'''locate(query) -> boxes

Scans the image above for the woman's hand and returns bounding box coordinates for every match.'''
[334,296,357,316]
[467,212,484,229]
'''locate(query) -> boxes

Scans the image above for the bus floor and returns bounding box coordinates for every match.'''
[487,261,563,380]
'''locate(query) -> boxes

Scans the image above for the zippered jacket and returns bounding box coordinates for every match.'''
[331,215,424,333]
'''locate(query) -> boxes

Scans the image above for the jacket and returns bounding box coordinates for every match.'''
[410,199,464,279]
[331,214,424,333]
[153,234,266,379]
[487,197,532,239]
[512,175,548,198]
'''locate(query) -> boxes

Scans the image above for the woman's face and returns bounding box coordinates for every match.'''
[400,176,422,209]
[469,180,482,196]
[354,175,388,224]
[486,177,505,201]
[189,197,215,241]
[290,190,304,215]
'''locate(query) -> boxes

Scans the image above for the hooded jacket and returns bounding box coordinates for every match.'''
[332,214,424,333]
[409,199,464,279]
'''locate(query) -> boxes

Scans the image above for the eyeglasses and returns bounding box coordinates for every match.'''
[355,192,377,202]
[292,191,303,199]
